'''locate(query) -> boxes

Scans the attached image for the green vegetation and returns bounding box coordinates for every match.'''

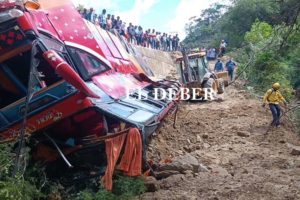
[75,175,146,200]
[0,144,43,200]
[0,143,146,199]
[184,0,300,100]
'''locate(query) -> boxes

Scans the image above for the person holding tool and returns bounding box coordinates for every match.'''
[262,83,287,128]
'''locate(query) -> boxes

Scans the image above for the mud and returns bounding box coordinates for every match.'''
[141,82,300,200]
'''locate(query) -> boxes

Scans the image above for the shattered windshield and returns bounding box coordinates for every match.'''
[67,46,110,80]
[39,32,110,80]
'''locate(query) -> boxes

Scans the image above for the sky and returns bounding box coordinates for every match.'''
[72,0,229,39]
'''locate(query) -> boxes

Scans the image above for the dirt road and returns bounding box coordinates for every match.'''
[141,83,300,200]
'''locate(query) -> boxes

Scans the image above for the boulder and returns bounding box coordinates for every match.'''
[144,176,160,192]
[202,133,209,139]
[155,170,180,179]
[159,174,186,189]
[288,144,300,155]
[157,154,208,174]
[237,131,250,137]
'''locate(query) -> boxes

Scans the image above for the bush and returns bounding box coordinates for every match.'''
[0,144,13,179]
[0,143,44,200]
[112,175,146,198]
[0,175,43,200]
[75,175,146,200]
[240,20,298,101]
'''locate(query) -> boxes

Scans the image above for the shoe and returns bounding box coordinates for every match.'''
[276,125,281,128]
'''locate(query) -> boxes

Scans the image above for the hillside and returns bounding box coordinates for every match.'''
[141,82,300,200]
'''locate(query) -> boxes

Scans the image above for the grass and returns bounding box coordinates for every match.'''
[75,174,146,200]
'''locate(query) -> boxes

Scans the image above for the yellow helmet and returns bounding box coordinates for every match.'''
[272,82,280,90]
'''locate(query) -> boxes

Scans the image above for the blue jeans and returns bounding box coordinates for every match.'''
[269,104,281,126]
[228,70,234,81]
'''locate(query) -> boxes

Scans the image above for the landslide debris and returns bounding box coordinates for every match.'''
[141,84,300,200]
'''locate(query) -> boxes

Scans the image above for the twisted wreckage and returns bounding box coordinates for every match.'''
[0,0,228,191]
[0,0,181,189]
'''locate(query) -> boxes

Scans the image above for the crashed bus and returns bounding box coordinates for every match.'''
[0,0,180,188]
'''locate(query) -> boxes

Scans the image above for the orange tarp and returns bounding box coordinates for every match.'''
[102,128,142,191]
[102,133,127,191]
[118,128,142,176]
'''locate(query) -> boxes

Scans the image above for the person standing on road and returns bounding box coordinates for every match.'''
[225,58,236,81]
[262,83,287,127]
[214,59,224,72]
[219,39,226,57]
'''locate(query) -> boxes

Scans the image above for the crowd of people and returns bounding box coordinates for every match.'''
[77,7,181,51]
[204,39,228,61]
[201,39,237,81]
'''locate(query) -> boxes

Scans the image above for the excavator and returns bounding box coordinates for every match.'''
[175,48,229,100]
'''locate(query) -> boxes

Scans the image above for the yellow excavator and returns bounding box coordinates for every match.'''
[175,49,229,100]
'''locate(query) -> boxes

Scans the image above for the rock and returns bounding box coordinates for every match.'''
[203,143,211,149]
[237,131,250,137]
[202,134,209,139]
[196,135,202,142]
[155,170,180,179]
[198,163,209,172]
[148,146,153,153]
[211,165,229,176]
[144,176,160,192]
[159,174,186,189]
[184,170,194,179]
[289,144,300,155]
[183,146,192,153]
[176,150,184,155]
[174,154,200,173]
[157,154,208,174]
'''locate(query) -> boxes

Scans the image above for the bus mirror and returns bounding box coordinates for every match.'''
[43,50,100,98]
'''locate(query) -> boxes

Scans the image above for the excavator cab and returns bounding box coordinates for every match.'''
[176,49,229,99]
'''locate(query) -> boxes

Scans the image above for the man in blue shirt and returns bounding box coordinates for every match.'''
[98,9,107,29]
[214,59,224,72]
[226,58,237,81]
[86,8,94,22]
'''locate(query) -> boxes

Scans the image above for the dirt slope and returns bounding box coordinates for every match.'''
[140,83,300,200]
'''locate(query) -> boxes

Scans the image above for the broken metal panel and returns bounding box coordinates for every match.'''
[0,2,180,180]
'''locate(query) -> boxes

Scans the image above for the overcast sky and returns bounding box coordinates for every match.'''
[72,0,230,39]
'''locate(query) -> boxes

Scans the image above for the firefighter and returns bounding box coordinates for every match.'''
[262,83,287,127]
